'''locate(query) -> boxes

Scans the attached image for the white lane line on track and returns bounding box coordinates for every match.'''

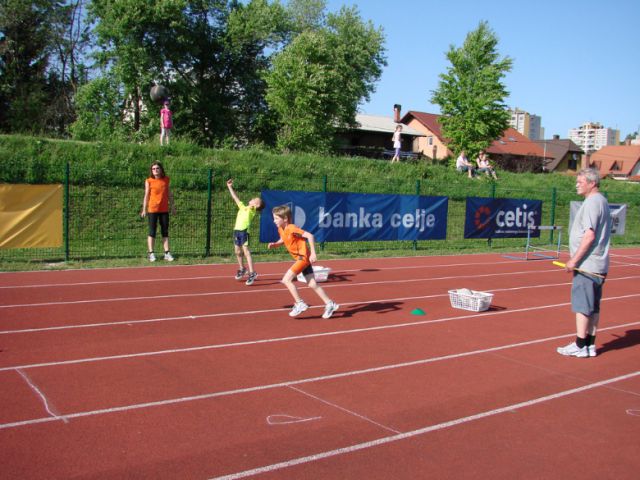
[1,294,639,372]
[2,276,640,335]
[3,267,640,309]
[1,329,638,433]
[16,369,68,424]
[0,258,539,289]
[209,370,640,480]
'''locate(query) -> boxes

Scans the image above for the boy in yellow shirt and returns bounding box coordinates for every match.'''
[227,179,265,285]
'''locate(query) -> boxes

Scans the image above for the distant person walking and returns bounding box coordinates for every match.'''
[141,162,175,262]
[160,101,173,146]
[557,168,611,358]
[456,151,475,178]
[391,124,403,163]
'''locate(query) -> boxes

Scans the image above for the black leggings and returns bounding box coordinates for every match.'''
[147,212,169,238]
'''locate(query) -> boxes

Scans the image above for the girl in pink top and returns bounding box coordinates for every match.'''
[160,101,173,145]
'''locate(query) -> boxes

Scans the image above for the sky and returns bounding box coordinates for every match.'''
[326,0,640,139]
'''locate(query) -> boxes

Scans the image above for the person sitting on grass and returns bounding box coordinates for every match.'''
[456,150,475,178]
[476,151,498,180]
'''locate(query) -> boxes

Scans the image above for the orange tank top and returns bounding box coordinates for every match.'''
[146,176,170,213]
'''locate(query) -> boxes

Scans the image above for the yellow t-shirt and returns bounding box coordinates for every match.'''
[234,202,256,231]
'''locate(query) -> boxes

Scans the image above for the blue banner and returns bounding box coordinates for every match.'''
[259,190,448,243]
[464,197,542,238]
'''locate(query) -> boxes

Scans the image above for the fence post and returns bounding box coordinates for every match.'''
[205,168,213,256]
[414,180,420,251]
[64,162,70,262]
[487,182,496,248]
[549,187,557,243]
[321,175,327,251]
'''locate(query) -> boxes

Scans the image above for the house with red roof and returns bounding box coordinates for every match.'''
[401,110,551,171]
[589,145,640,181]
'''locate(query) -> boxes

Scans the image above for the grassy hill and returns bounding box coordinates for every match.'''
[1,134,638,271]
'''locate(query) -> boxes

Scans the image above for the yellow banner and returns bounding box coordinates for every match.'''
[0,184,63,249]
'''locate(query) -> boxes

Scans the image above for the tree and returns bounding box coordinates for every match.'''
[70,75,126,140]
[431,21,512,158]
[265,5,385,153]
[46,0,91,135]
[0,0,54,132]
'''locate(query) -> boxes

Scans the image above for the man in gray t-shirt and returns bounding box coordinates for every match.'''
[557,168,611,358]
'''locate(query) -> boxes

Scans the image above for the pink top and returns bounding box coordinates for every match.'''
[161,107,173,129]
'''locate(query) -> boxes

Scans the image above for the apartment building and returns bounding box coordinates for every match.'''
[508,108,543,140]
[568,122,620,153]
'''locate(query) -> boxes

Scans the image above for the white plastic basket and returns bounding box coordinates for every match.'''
[448,289,494,312]
[297,266,331,283]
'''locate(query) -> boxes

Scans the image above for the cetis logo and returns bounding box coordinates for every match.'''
[474,205,492,230]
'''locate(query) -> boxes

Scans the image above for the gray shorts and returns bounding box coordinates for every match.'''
[571,272,605,315]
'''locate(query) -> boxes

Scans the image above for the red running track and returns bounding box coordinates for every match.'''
[1,250,639,479]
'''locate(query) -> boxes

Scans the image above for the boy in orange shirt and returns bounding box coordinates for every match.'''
[268,205,339,318]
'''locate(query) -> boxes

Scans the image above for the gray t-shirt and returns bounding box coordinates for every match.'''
[569,192,611,274]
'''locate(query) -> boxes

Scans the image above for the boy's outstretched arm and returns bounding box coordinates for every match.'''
[226,179,242,206]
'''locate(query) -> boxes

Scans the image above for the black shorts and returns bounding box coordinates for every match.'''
[233,230,249,247]
[148,212,169,238]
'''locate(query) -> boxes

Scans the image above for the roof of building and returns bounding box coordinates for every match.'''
[353,114,424,136]
[590,145,640,177]
[401,111,444,138]
[485,128,549,158]
[402,110,550,158]
[533,138,584,170]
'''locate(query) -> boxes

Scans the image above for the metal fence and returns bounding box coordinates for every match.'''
[1,164,638,265]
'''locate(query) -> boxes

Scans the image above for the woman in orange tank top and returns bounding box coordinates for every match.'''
[140,162,175,262]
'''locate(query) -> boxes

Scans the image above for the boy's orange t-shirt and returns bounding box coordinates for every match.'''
[278,224,310,259]
[146,176,170,213]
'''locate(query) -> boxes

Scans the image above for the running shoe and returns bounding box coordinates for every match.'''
[245,271,258,286]
[588,345,597,357]
[148,252,156,262]
[322,301,339,319]
[289,301,309,317]
[235,267,247,280]
[557,342,588,358]
[164,252,174,262]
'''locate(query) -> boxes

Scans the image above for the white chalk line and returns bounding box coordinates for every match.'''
[16,369,68,424]
[0,267,567,309]
[2,275,639,337]
[2,292,639,372]
[288,385,401,434]
[1,319,639,431]
[209,371,640,480]
[266,414,322,425]
[0,258,535,290]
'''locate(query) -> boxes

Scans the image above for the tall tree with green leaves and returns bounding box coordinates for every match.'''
[266,5,385,153]
[431,21,512,158]
[0,0,55,132]
[89,0,185,135]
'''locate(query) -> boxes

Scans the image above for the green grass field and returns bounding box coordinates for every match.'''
[1,134,638,271]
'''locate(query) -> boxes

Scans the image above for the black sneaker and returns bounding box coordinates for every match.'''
[234,267,247,280]
[245,272,258,286]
